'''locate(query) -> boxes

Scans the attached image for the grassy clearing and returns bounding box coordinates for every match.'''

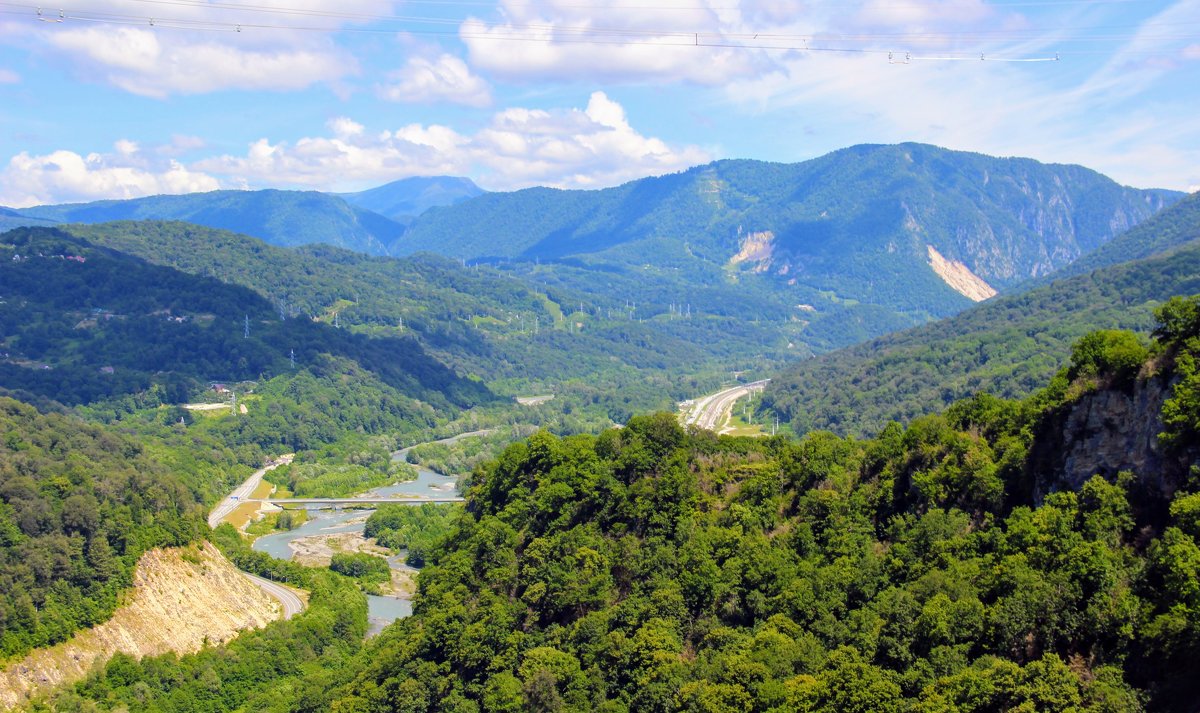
[723,408,767,437]
[226,479,276,530]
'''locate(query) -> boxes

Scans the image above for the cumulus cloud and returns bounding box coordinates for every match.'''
[378,53,492,106]
[0,142,220,207]
[47,26,354,97]
[195,92,708,190]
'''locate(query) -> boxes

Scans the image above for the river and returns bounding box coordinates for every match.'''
[252,443,472,637]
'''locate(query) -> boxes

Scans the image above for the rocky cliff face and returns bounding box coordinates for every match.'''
[1028,375,1197,513]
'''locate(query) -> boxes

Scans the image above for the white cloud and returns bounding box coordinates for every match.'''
[459,0,772,85]
[710,0,1200,192]
[194,91,708,190]
[0,68,18,83]
[0,144,220,207]
[378,53,492,107]
[456,0,1025,85]
[47,26,354,97]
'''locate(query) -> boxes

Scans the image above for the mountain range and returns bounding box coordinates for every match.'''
[762,190,1200,437]
[2,144,1181,354]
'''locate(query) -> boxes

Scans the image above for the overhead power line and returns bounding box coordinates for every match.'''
[3,0,1193,62]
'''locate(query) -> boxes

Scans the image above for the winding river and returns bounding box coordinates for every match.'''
[252,434,485,637]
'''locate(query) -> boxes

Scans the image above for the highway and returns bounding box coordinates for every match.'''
[241,572,305,619]
[207,454,294,529]
[681,379,770,433]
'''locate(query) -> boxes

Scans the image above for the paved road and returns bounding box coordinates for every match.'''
[207,454,294,529]
[682,380,770,433]
[391,428,495,463]
[241,573,305,619]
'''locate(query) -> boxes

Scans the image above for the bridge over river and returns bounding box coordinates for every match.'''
[250,496,464,509]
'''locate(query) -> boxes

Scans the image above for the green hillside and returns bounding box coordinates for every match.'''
[339,176,485,222]
[62,221,794,423]
[762,193,1200,437]
[0,226,489,417]
[400,144,1180,328]
[0,207,56,233]
[0,398,216,663]
[54,302,1200,712]
[16,189,405,254]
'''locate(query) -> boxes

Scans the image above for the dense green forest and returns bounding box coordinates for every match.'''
[40,295,1200,712]
[400,144,1179,330]
[763,210,1200,437]
[365,503,461,567]
[41,524,369,712]
[60,221,787,421]
[0,226,489,412]
[0,399,210,663]
[15,189,404,255]
[313,298,1200,712]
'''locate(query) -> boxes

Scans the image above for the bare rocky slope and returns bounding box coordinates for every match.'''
[0,543,286,710]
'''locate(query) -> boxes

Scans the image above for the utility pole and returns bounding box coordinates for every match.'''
[243,315,250,339]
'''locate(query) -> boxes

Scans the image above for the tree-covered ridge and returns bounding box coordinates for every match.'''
[338,176,485,222]
[400,143,1179,320]
[762,222,1200,438]
[59,220,794,422]
[0,398,207,663]
[0,226,490,412]
[317,302,1200,713]
[13,188,405,255]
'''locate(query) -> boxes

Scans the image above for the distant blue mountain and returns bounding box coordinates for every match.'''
[0,206,57,232]
[338,176,484,223]
[17,189,404,254]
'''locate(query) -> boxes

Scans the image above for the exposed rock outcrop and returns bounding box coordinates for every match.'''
[0,542,284,710]
[1028,375,1197,515]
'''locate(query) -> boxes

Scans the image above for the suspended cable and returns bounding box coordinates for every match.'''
[1,0,1189,64]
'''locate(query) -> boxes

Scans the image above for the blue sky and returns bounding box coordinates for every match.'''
[0,0,1197,207]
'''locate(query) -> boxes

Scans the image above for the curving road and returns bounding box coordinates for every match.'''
[682,380,770,433]
[241,572,305,619]
[207,454,294,529]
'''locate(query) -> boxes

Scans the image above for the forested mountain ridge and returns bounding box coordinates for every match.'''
[62,297,1200,712]
[10,190,406,255]
[2,145,1181,356]
[0,225,490,421]
[0,398,210,664]
[762,191,1200,438]
[339,176,485,223]
[399,143,1180,318]
[59,220,794,423]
